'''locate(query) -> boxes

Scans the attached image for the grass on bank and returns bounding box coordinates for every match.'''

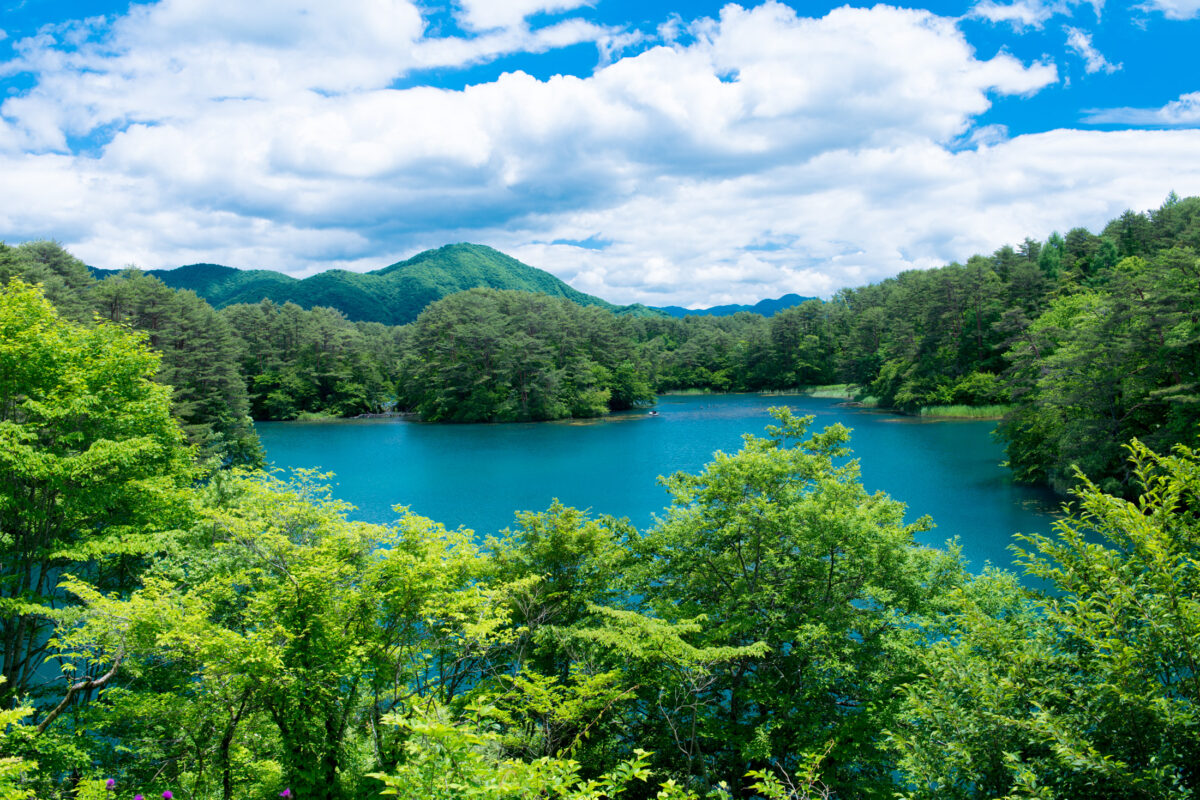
[795,384,880,406]
[799,384,857,399]
[917,404,1011,419]
[293,410,344,421]
[662,385,882,407]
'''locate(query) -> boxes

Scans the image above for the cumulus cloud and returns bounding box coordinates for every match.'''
[969,0,1102,30]
[1136,0,1200,18]
[3,0,1191,307]
[507,129,1200,304]
[971,0,1062,29]
[1083,91,1200,125]
[454,0,594,32]
[1065,26,1121,73]
[0,0,614,154]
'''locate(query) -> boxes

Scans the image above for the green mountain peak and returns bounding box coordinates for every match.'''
[103,243,629,325]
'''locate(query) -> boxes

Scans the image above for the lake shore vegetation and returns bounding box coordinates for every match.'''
[3,280,1199,798]
[7,196,1198,494]
[915,404,1011,419]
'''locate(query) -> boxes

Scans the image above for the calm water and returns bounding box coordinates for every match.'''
[256,395,1061,571]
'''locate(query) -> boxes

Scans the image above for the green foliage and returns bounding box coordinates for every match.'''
[221,299,405,420]
[39,469,508,798]
[948,371,1006,405]
[371,703,696,800]
[0,281,195,702]
[744,745,835,800]
[629,408,958,796]
[916,404,1010,419]
[835,255,1011,412]
[0,241,95,322]
[489,502,633,632]
[893,440,1200,799]
[400,289,654,422]
[21,197,1200,499]
[999,244,1200,494]
[9,199,1200,799]
[1,247,262,468]
[93,269,262,468]
[0,680,35,800]
[556,606,768,787]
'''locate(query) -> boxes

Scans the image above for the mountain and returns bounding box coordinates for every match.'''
[654,293,814,318]
[90,243,813,325]
[91,243,643,325]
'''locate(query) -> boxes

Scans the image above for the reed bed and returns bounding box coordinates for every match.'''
[916,404,1011,419]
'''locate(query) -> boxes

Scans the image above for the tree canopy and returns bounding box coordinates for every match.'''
[0,281,194,703]
[3,285,1200,800]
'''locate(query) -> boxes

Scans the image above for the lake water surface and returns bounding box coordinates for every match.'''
[256,394,1061,571]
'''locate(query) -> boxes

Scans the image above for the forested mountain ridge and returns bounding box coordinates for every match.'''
[90,246,814,324]
[90,243,653,325]
[656,292,815,318]
[8,193,1200,495]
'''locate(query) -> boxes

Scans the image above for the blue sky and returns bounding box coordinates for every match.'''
[1,0,1198,305]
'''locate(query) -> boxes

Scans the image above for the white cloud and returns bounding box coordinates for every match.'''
[1137,0,1200,18]
[508,129,1200,304]
[972,0,1063,29]
[5,1,1189,308]
[0,0,614,154]
[454,0,594,32]
[1064,26,1121,74]
[969,0,1102,30]
[411,18,614,72]
[1083,91,1200,125]
[959,123,1010,148]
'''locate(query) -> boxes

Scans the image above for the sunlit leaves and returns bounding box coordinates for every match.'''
[893,441,1200,799]
[0,280,194,702]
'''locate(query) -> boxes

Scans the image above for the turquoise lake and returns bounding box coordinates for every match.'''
[256,394,1061,572]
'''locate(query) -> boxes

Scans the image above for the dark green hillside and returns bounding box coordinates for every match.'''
[655,292,814,318]
[94,243,652,325]
[373,243,619,316]
[175,266,299,306]
[90,262,305,309]
[137,262,242,293]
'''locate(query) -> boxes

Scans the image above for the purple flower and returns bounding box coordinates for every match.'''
[280,791,292,798]
[134,796,143,800]
[106,778,116,789]
[162,793,173,800]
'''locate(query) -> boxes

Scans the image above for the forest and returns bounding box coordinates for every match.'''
[4,194,1199,494]
[2,195,1199,798]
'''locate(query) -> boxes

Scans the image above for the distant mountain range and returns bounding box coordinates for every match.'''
[656,294,815,318]
[90,243,811,324]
